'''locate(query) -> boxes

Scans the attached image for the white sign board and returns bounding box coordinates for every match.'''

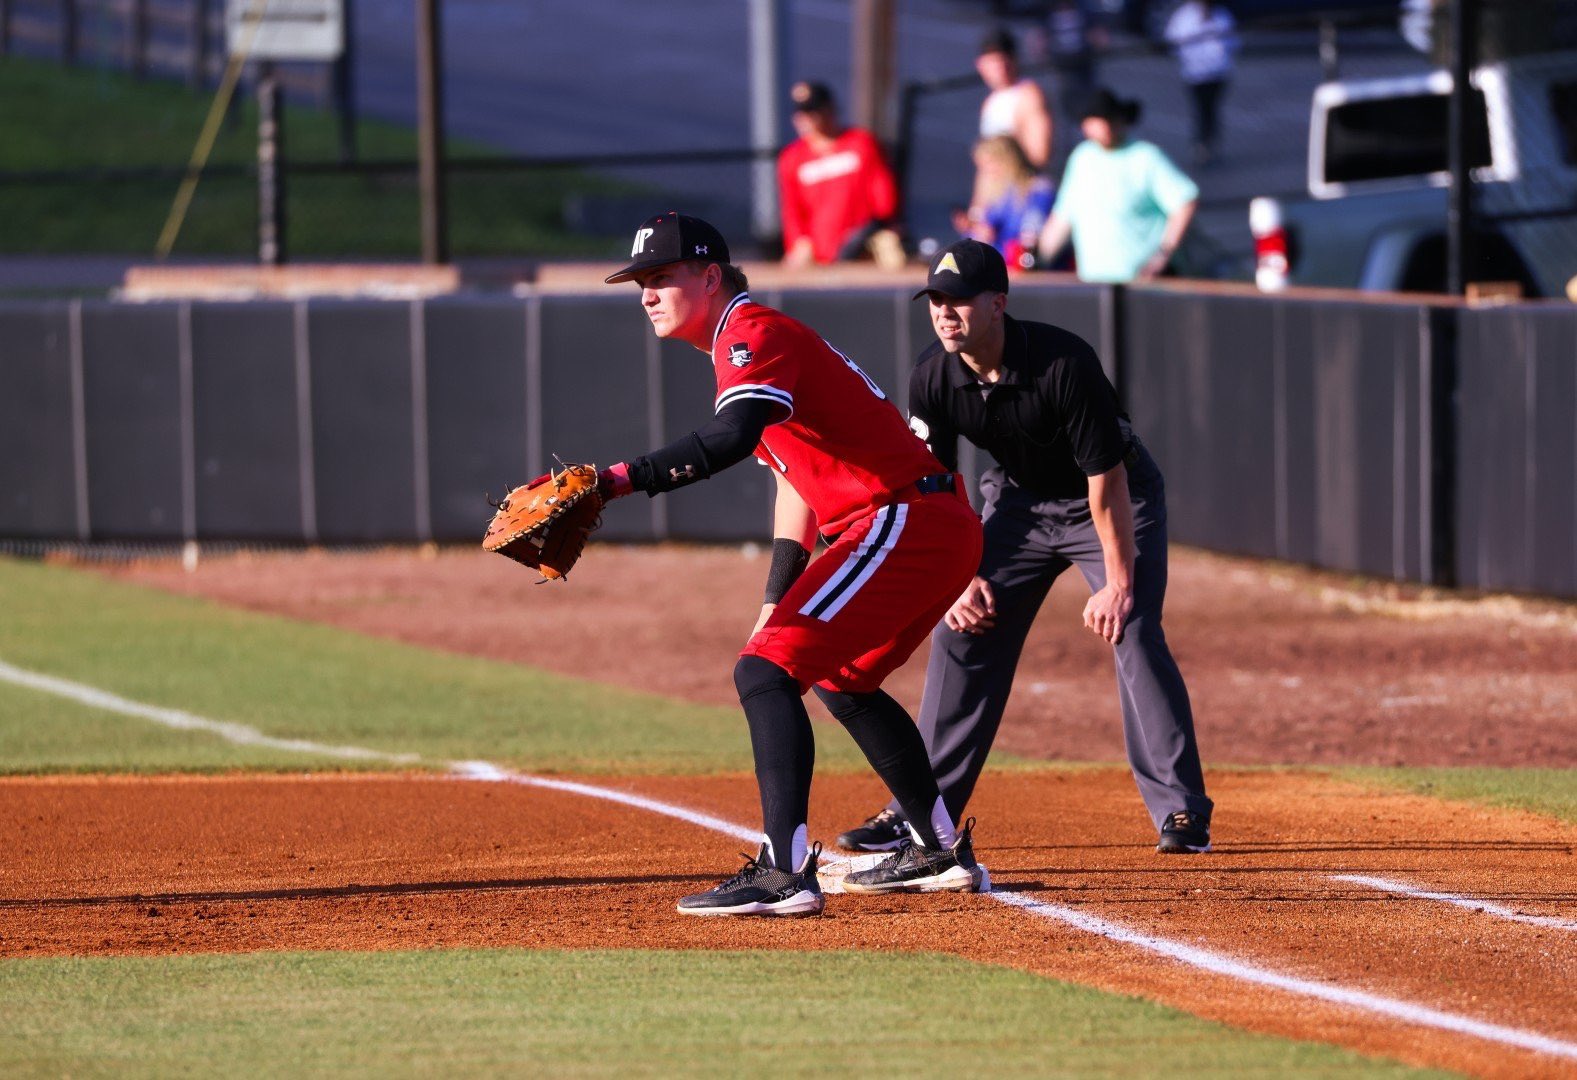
[226,0,345,62]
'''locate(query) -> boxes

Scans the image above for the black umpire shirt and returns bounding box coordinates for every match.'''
[910,314,1130,501]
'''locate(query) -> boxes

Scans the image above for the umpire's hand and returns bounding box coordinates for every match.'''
[945,577,996,635]
[1083,584,1134,646]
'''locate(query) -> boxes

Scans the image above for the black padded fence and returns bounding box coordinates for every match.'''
[1123,287,1449,586]
[422,298,532,542]
[80,302,186,540]
[189,302,302,540]
[1456,305,1577,598]
[0,303,79,539]
[1,283,1572,600]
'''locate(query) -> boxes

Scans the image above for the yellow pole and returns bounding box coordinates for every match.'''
[154,0,270,260]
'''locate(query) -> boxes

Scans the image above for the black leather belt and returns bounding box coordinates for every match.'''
[913,472,957,495]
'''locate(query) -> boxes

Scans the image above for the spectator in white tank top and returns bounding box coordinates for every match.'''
[968,29,1052,231]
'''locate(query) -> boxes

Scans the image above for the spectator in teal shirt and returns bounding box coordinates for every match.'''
[1036,89,1199,283]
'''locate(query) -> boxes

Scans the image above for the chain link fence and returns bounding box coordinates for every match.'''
[1,0,1574,295]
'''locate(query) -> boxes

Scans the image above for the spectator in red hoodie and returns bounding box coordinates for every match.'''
[778,81,902,269]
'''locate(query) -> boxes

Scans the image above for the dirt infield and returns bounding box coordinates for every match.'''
[102,545,1577,768]
[3,769,1574,1077]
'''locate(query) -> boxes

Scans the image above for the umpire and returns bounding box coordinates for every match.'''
[837,239,1214,854]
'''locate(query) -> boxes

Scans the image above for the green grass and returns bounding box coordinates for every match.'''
[0,556,868,774]
[0,949,1446,1078]
[0,55,631,256]
[1336,766,1577,825]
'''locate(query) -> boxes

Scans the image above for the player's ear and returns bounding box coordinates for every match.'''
[704,262,723,295]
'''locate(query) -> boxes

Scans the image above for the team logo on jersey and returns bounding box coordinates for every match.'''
[909,415,931,441]
[935,252,961,275]
[727,342,755,367]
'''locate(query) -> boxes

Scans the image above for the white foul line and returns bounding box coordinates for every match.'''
[0,659,419,766]
[449,760,759,845]
[1334,874,1577,933]
[989,891,1577,1062]
[2,656,1575,1064]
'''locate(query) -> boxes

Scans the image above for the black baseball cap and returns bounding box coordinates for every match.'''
[604,211,731,284]
[790,81,835,112]
[913,239,1010,300]
[979,27,1017,58]
[1080,87,1142,126]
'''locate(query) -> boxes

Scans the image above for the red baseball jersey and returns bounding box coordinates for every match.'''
[777,128,898,264]
[711,293,941,536]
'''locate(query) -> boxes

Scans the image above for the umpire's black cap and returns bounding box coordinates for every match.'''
[913,238,1010,300]
[604,211,731,284]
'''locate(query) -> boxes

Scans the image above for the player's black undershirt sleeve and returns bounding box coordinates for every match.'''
[628,398,786,495]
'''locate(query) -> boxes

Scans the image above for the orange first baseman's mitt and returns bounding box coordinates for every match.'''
[482,462,604,580]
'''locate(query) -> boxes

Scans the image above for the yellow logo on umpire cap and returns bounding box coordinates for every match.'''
[936,252,961,275]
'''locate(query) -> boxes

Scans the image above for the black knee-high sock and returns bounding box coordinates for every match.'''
[812,686,948,848]
[734,656,814,871]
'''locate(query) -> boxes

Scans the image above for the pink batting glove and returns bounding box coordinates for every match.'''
[598,462,634,500]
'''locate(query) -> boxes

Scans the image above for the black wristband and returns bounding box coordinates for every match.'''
[764,538,811,605]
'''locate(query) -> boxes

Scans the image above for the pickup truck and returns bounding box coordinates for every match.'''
[1250,48,1577,297]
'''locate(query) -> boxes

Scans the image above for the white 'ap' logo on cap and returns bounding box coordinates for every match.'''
[936,252,961,275]
[631,227,655,256]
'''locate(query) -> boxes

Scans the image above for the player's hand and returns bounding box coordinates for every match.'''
[944,577,996,635]
[1138,250,1171,281]
[752,603,776,637]
[1082,584,1133,645]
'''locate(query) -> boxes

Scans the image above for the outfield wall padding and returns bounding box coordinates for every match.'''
[305,302,421,543]
[80,303,186,540]
[1123,289,1445,585]
[422,298,531,542]
[1456,306,1577,597]
[189,303,303,540]
[0,303,79,539]
[1,283,1570,599]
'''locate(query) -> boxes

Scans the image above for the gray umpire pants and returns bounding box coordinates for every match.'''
[889,441,1212,831]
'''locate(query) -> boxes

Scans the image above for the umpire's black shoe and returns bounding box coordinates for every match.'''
[842,818,983,894]
[1157,810,1212,854]
[677,843,825,916]
[836,808,908,852]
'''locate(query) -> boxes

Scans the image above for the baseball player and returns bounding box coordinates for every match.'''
[836,238,1214,855]
[595,212,987,916]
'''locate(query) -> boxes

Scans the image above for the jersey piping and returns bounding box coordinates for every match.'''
[716,382,795,418]
[711,291,753,352]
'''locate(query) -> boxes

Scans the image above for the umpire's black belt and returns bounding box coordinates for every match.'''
[901,472,957,498]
